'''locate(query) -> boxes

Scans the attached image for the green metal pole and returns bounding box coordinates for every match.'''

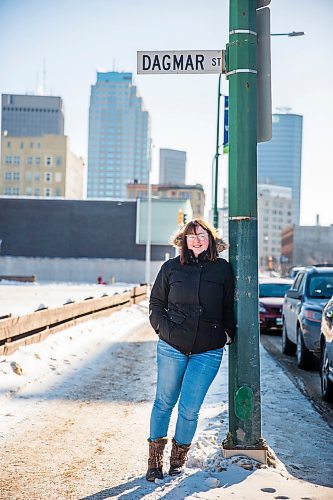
[213,74,222,229]
[226,0,264,450]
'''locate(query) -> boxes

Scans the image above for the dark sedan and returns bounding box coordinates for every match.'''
[259,278,293,332]
[320,295,333,402]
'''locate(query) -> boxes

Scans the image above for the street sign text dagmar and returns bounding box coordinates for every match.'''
[137,50,225,75]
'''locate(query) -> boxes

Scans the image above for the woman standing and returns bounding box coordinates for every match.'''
[146,219,235,481]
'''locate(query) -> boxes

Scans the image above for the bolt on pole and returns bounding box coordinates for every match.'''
[223,0,267,461]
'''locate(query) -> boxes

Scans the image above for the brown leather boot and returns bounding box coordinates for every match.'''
[169,437,191,476]
[145,437,167,482]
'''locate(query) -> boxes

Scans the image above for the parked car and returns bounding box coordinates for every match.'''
[319,295,333,402]
[289,266,305,279]
[259,278,293,332]
[282,265,333,370]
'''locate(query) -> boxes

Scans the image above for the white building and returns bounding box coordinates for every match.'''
[258,184,293,271]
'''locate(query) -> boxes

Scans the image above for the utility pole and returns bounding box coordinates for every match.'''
[223,0,267,462]
[213,74,222,229]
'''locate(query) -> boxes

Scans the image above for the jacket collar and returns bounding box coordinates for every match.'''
[186,250,208,264]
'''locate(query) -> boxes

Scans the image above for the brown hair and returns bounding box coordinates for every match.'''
[171,219,228,264]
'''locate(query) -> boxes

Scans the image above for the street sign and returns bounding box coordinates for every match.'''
[137,50,225,75]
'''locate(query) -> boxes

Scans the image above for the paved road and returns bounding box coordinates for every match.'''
[260,331,333,429]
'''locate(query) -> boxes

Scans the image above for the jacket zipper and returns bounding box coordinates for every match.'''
[188,262,204,354]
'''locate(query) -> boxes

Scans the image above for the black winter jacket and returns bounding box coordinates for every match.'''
[149,252,236,354]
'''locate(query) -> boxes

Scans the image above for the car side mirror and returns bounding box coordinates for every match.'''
[286,289,302,300]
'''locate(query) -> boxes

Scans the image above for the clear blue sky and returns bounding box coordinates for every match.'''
[1,0,332,225]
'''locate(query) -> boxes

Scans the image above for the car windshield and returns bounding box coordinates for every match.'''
[308,274,333,299]
[259,283,291,298]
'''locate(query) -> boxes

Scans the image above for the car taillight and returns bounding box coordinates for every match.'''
[304,309,322,323]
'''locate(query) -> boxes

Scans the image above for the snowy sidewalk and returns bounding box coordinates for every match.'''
[0,299,332,499]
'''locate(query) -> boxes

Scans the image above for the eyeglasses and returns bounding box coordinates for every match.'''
[186,233,208,242]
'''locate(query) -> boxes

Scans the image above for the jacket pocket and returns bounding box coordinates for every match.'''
[204,320,227,349]
[167,309,186,325]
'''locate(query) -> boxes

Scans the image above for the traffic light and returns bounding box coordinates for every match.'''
[177,208,183,226]
[183,213,187,224]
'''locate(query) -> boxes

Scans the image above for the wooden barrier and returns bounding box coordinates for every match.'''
[0,285,147,356]
[0,275,36,283]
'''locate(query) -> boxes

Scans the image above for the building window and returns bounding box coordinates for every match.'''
[35,172,40,181]
[34,188,40,196]
[45,156,52,166]
[55,188,62,196]
[7,141,11,148]
[26,187,32,196]
[30,142,34,148]
[26,171,32,181]
[13,155,20,165]
[20,142,24,149]
[27,156,33,165]
[13,172,20,181]
[5,155,12,164]
[56,156,62,166]
[35,157,41,165]
[55,172,62,183]
[44,188,52,197]
[45,172,52,182]
[12,187,19,195]
[5,172,12,180]
[4,187,11,195]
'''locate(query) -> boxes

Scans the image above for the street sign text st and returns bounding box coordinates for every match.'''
[137,50,225,75]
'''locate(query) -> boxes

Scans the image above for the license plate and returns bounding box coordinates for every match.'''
[276,318,282,326]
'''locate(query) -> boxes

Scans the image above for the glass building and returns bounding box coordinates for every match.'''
[87,72,151,199]
[258,113,303,224]
[1,94,64,136]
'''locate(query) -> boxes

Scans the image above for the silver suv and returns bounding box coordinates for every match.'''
[282,265,333,370]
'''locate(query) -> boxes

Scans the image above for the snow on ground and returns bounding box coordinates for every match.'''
[0,280,135,317]
[0,284,332,499]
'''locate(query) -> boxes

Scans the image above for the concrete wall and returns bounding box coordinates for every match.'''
[0,256,165,284]
[293,226,333,267]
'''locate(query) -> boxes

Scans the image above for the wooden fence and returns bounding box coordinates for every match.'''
[0,285,147,356]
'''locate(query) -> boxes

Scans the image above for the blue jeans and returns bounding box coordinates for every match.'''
[150,339,223,445]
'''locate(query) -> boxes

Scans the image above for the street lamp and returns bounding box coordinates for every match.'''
[271,31,305,37]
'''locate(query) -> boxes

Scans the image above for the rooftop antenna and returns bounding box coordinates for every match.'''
[43,57,47,95]
[275,106,292,114]
[35,69,40,95]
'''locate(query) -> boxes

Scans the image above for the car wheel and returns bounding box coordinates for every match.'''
[282,320,296,356]
[296,326,314,370]
[320,344,333,402]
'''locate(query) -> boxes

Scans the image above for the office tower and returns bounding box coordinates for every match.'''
[0,135,84,199]
[1,94,64,136]
[87,72,151,198]
[159,149,186,184]
[258,184,293,270]
[258,112,303,224]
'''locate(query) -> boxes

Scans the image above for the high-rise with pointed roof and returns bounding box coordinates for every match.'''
[87,72,151,199]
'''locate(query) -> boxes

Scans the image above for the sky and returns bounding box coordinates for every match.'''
[0,0,332,226]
